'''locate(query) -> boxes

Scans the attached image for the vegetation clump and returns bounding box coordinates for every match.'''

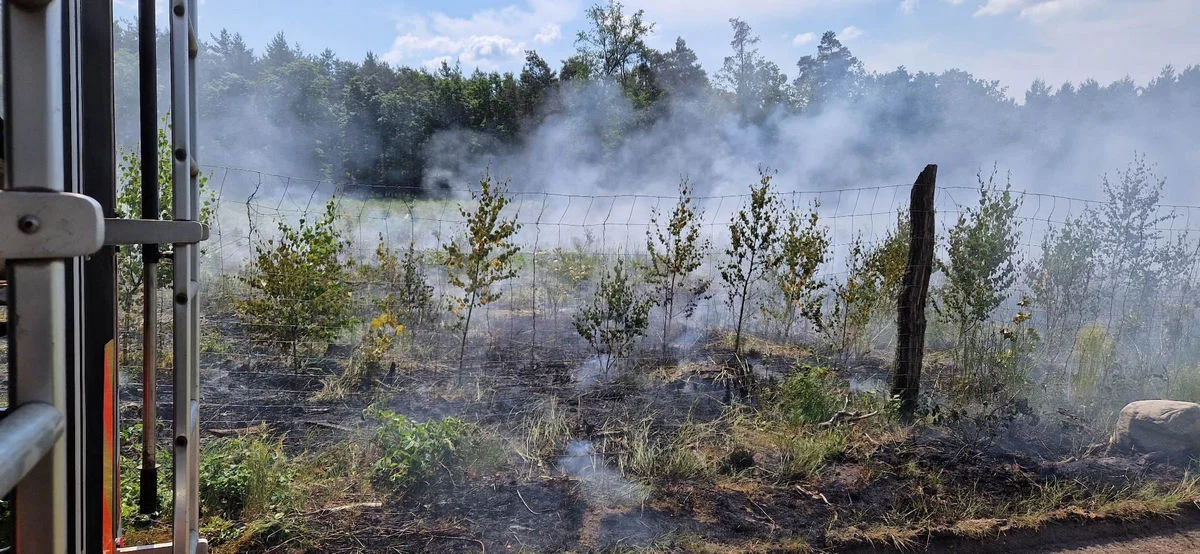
[369,407,477,489]
[237,200,353,369]
[371,236,438,328]
[765,200,830,340]
[720,171,784,357]
[574,259,654,376]
[646,178,711,355]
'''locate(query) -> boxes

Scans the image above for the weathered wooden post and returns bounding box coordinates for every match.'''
[892,165,937,420]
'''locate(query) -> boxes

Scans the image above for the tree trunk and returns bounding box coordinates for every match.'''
[457,295,475,385]
[734,279,751,356]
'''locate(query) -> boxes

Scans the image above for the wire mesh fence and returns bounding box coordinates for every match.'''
[1,160,1195,546]
[93,163,1200,443]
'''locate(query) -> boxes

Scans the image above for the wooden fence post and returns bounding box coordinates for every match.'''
[892,164,937,420]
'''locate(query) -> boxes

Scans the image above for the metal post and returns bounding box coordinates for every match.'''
[170,0,201,550]
[139,0,160,517]
[4,0,69,551]
[80,0,122,548]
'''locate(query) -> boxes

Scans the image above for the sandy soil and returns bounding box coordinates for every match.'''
[1050,526,1200,553]
[840,509,1200,553]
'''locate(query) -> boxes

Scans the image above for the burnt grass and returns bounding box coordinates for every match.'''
[119,311,1199,553]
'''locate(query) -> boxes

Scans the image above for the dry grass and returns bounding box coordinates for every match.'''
[829,473,1200,548]
[515,397,572,468]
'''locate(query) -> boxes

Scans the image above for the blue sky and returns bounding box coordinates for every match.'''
[116,0,1200,97]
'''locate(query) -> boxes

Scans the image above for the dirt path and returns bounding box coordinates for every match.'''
[1048,525,1200,553]
[838,509,1200,553]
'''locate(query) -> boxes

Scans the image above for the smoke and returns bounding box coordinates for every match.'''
[422,73,1200,205]
[557,440,648,509]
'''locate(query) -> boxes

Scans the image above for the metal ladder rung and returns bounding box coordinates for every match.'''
[0,402,65,496]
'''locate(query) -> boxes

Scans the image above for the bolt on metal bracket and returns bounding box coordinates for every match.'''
[0,190,104,259]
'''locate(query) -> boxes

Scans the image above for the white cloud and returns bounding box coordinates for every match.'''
[384,0,578,70]
[974,0,1027,17]
[866,0,1200,96]
[973,0,1100,22]
[534,24,562,44]
[792,32,817,47]
[1018,0,1098,22]
[839,25,864,40]
[900,0,920,13]
[626,0,872,21]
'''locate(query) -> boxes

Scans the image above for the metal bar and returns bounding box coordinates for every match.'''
[0,402,65,496]
[141,265,159,514]
[187,3,202,533]
[79,0,120,547]
[170,0,201,549]
[3,0,70,552]
[139,0,160,518]
[116,538,209,554]
[103,218,207,246]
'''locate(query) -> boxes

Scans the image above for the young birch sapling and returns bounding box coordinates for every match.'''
[574,259,654,377]
[720,171,784,357]
[646,178,711,355]
[766,200,830,340]
[444,175,522,380]
[237,200,353,370]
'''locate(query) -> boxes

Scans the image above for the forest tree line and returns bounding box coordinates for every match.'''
[113,1,1200,196]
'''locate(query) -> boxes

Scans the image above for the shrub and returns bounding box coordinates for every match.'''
[573,259,654,376]
[542,233,602,326]
[237,200,353,368]
[114,119,213,367]
[1093,155,1190,347]
[369,408,473,489]
[199,436,294,520]
[646,178,712,354]
[721,170,784,356]
[827,213,908,358]
[764,200,830,340]
[937,169,1022,342]
[330,311,405,395]
[1071,324,1116,402]
[828,236,875,356]
[444,174,522,378]
[769,365,840,426]
[776,430,848,481]
[372,236,438,328]
[1025,213,1098,357]
[936,169,1022,398]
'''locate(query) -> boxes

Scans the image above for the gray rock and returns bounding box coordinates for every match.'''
[1109,400,1200,457]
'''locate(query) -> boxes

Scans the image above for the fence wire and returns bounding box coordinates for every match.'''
[3,163,1198,485]
[79,165,1198,442]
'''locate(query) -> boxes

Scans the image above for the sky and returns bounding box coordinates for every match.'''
[115,0,1200,98]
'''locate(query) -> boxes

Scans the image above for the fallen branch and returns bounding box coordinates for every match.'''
[796,484,832,506]
[301,420,353,432]
[209,423,269,437]
[818,410,880,429]
[306,501,382,515]
[430,535,485,553]
[516,489,542,515]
